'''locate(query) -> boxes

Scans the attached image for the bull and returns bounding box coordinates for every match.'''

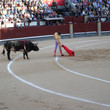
[2,40,39,60]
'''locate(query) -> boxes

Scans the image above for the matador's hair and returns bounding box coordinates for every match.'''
[58,32,61,35]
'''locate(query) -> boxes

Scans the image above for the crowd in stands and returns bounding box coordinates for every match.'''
[70,0,110,22]
[0,0,59,25]
[0,0,110,26]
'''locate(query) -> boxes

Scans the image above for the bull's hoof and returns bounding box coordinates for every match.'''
[61,54,64,56]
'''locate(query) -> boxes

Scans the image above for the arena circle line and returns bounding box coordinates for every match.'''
[56,40,110,84]
[7,39,110,108]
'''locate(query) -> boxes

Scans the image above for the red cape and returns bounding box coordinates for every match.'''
[62,45,75,56]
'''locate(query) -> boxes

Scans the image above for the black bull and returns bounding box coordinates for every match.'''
[2,40,39,60]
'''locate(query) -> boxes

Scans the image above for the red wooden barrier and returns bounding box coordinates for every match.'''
[101,22,110,31]
[1,24,69,40]
[0,29,1,40]
[73,23,97,33]
[1,22,110,40]
[63,16,73,24]
[64,16,84,24]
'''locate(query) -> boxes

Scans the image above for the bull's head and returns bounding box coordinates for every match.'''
[33,43,39,51]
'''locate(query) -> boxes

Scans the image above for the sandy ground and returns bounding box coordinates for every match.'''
[0,36,110,110]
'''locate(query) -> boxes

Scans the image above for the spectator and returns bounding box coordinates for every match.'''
[82,9,86,16]
[107,0,110,4]
[1,19,4,25]
[51,0,58,12]
[1,0,110,26]
[0,0,57,25]
[93,1,97,7]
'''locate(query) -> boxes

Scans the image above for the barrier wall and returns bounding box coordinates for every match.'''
[101,22,110,31]
[1,21,110,40]
[73,23,97,33]
[0,16,83,29]
[64,16,84,24]
[1,24,69,40]
[0,29,1,40]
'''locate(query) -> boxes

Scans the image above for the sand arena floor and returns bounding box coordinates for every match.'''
[0,36,110,110]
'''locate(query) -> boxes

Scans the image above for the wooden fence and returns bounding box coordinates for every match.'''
[0,16,110,40]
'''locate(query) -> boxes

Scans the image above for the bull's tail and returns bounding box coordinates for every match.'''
[2,47,5,56]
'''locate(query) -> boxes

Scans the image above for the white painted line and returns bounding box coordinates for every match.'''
[7,39,110,108]
[7,56,110,108]
[56,40,110,84]
[56,57,110,84]
[75,40,110,49]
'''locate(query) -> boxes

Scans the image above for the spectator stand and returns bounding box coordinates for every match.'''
[88,16,110,23]
[44,16,64,25]
[0,20,46,29]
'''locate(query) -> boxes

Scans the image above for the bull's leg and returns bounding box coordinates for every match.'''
[23,52,25,59]
[26,53,29,59]
[7,51,11,60]
[23,50,29,59]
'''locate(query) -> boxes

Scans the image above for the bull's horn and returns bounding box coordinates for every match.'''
[34,43,38,46]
